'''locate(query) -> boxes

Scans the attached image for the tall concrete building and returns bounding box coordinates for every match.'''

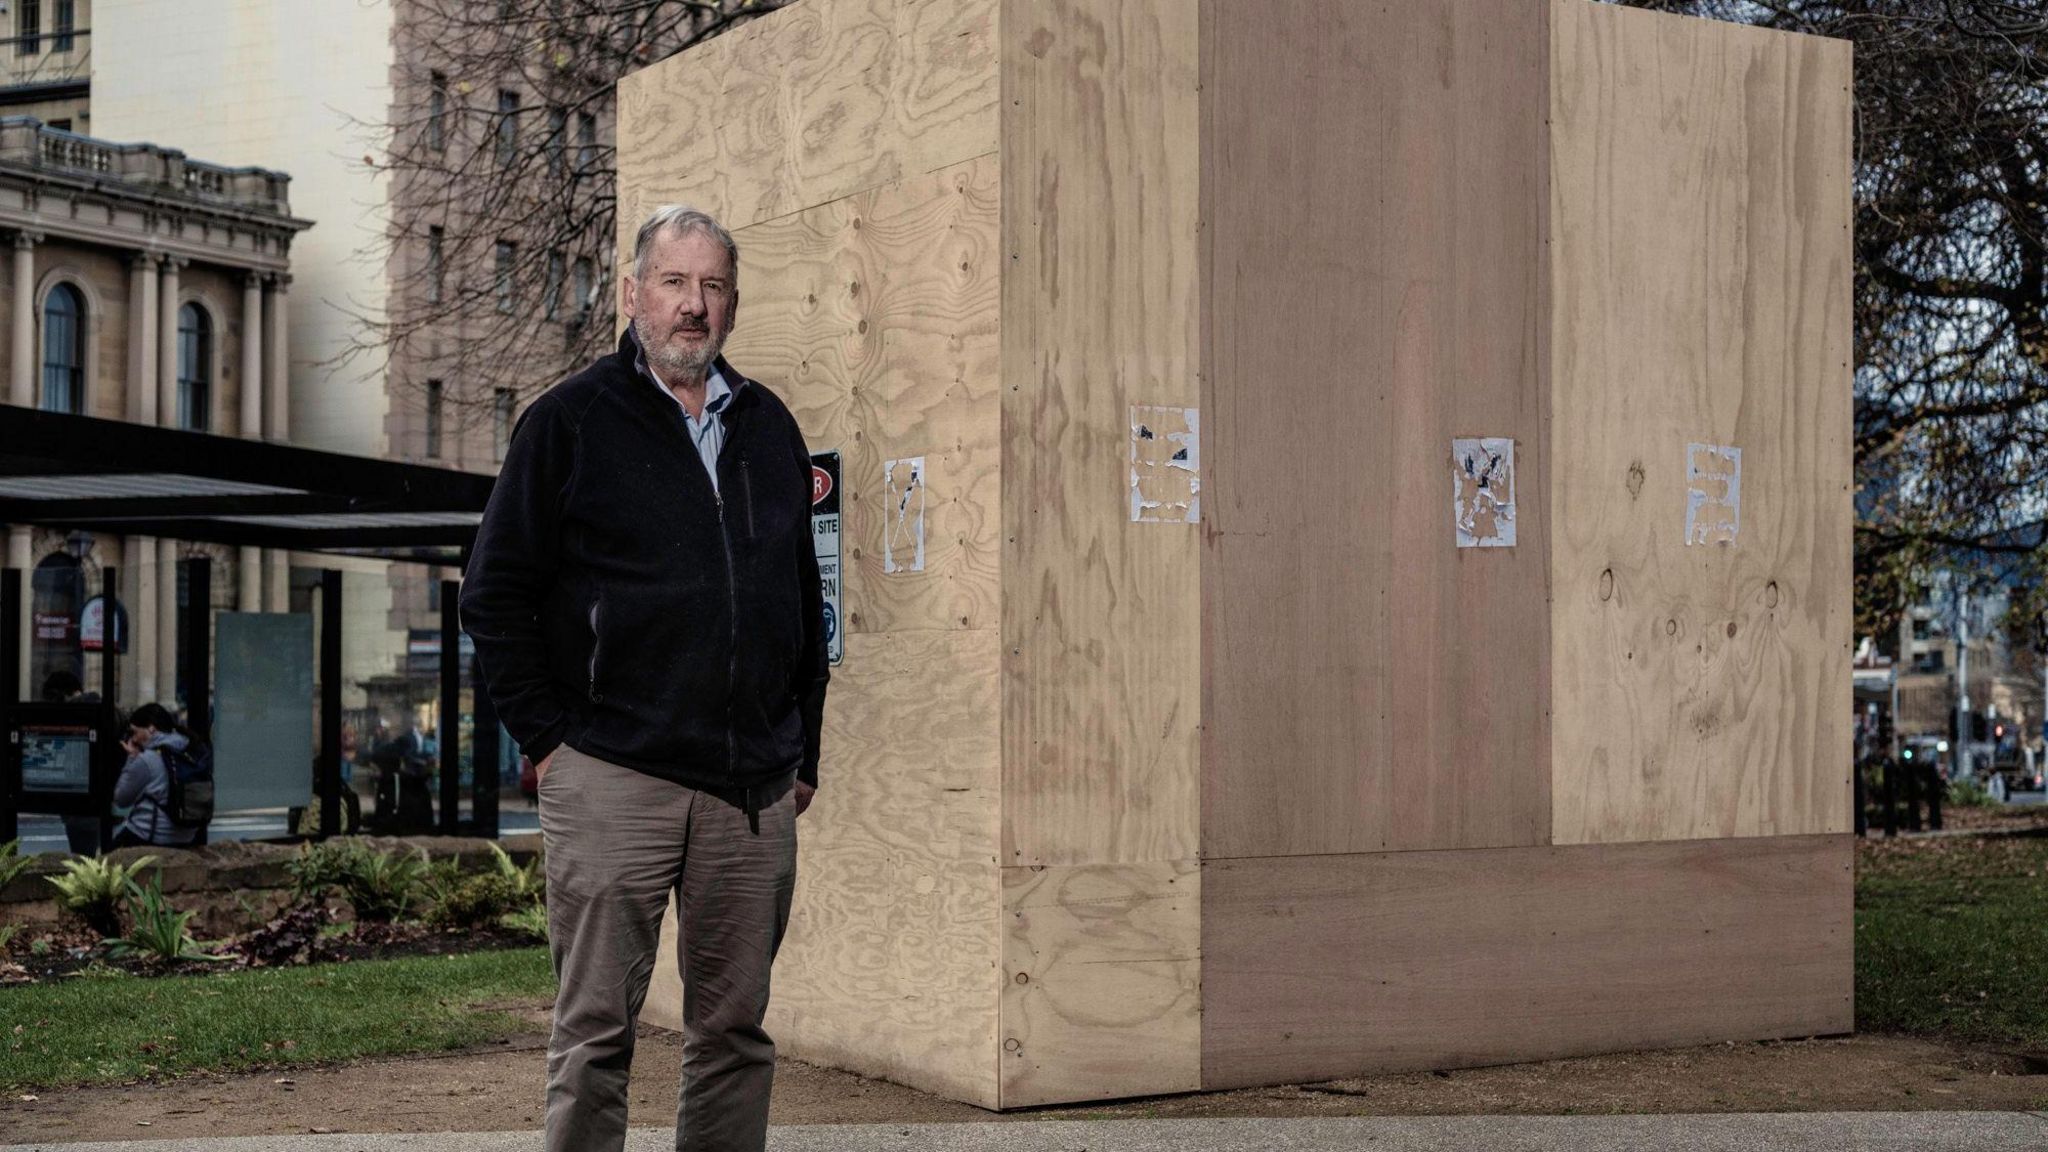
[90,0,393,459]
[89,0,425,710]
[0,0,91,132]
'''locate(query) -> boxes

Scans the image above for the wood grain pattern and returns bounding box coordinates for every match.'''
[1201,0,1552,860]
[999,0,1202,868]
[1202,834,1854,1090]
[998,860,1200,1108]
[1548,1,1854,844]
[616,0,998,242]
[724,153,1001,636]
[646,627,1001,1107]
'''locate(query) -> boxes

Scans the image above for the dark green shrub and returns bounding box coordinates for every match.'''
[284,841,357,902]
[338,847,430,923]
[423,859,519,930]
[500,904,549,941]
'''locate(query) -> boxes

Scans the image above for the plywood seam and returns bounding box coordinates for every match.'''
[725,150,1002,239]
[1202,829,1848,866]
[844,625,1002,637]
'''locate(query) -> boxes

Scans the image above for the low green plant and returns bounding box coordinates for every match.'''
[284,841,358,902]
[105,878,224,965]
[0,924,20,954]
[47,855,157,937]
[287,842,431,923]
[0,838,34,892]
[338,846,430,923]
[424,860,519,930]
[499,904,549,942]
[1946,777,2001,809]
[488,843,545,906]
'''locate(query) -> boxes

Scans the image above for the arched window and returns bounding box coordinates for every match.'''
[40,282,84,414]
[177,302,212,431]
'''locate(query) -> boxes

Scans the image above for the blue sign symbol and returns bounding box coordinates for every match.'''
[822,601,838,646]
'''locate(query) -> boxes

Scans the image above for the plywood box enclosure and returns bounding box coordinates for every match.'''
[620,0,1853,1110]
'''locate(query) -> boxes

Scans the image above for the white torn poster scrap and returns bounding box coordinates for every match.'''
[1130,405,1200,523]
[1452,437,1516,548]
[1685,443,1742,546]
[882,456,926,573]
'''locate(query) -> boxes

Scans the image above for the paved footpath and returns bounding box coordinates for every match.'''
[6,1114,2048,1152]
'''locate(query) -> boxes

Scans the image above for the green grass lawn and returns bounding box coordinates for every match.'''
[1856,831,2048,1049]
[0,947,556,1090]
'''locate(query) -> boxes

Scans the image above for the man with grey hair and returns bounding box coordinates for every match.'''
[463,204,829,1152]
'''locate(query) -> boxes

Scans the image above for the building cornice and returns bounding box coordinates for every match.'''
[0,159,312,236]
[0,171,308,274]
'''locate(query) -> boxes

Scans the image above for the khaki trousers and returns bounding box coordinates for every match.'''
[539,745,797,1152]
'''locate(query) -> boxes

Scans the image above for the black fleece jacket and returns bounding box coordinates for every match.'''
[460,329,829,797]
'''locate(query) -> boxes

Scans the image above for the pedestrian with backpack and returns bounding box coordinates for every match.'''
[111,703,211,848]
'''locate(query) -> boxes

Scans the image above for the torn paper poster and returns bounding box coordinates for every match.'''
[1452,437,1516,548]
[1131,405,1200,523]
[1685,443,1742,546]
[883,456,926,573]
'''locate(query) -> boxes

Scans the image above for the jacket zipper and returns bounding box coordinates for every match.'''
[587,598,604,703]
[716,481,740,792]
[666,374,750,829]
[741,457,756,538]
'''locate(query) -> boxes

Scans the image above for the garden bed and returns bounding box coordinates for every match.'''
[0,836,549,985]
[0,918,543,985]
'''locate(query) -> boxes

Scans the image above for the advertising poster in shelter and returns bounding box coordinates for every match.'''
[213,612,316,812]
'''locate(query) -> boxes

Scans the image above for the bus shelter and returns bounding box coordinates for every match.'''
[0,403,497,843]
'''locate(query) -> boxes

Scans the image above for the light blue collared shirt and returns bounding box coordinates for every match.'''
[638,351,734,494]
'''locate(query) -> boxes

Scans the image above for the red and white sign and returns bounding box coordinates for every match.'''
[81,596,116,652]
[811,465,834,507]
[33,612,71,642]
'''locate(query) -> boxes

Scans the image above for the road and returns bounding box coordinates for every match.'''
[11,805,542,855]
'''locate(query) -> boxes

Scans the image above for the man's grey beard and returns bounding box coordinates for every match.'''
[634,316,723,382]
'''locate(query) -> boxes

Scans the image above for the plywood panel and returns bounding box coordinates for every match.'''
[724,154,1001,636]
[616,0,998,241]
[1202,834,1853,1090]
[1201,0,1552,860]
[646,627,1001,1108]
[999,0,1202,867]
[998,860,1200,1108]
[1548,2,1854,844]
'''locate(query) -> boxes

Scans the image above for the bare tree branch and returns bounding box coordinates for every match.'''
[341,0,791,460]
